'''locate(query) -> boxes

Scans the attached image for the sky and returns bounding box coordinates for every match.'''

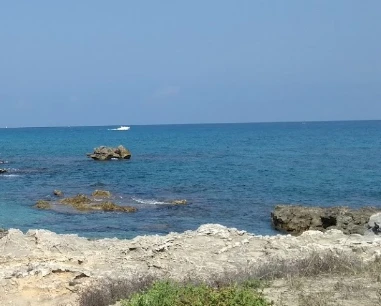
[0,1,381,127]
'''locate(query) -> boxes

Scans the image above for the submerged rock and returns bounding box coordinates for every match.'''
[92,201,137,213]
[87,145,131,161]
[59,194,137,213]
[53,190,64,197]
[92,190,111,198]
[171,199,187,205]
[60,194,92,211]
[35,200,51,210]
[0,168,7,174]
[271,205,380,235]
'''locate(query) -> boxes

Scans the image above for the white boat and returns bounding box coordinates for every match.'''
[111,126,130,131]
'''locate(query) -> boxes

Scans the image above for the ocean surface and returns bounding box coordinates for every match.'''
[1,121,381,239]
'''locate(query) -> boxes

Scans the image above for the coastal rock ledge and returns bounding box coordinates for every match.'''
[2,225,381,305]
[87,145,131,160]
[272,205,381,235]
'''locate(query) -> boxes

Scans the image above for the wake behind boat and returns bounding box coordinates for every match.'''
[109,126,130,131]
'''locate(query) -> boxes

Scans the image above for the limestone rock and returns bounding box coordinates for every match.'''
[87,145,131,161]
[60,194,92,211]
[92,201,137,213]
[368,213,381,234]
[271,205,380,235]
[59,194,137,213]
[171,199,187,205]
[34,200,51,210]
[2,224,381,305]
[0,228,8,239]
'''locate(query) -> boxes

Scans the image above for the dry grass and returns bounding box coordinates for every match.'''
[78,252,381,306]
[78,275,155,306]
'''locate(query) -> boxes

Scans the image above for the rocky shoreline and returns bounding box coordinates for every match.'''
[271,205,381,235]
[2,223,381,306]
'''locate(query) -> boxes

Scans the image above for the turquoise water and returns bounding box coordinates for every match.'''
[1,121,381,238]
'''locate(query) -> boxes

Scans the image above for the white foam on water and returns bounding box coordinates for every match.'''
[1,174,20,178]
[132,197,168,205]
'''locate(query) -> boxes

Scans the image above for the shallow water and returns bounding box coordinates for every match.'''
[1,121,381,238]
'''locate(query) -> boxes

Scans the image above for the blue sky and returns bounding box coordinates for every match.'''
[1,1,380,127]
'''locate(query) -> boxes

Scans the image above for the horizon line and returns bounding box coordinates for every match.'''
[1,118,381,129]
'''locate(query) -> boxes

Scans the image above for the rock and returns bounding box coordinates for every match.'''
[92,201,137,213]
[271,205,380,235]
[92,190,111,198]
[59,194,137,213]
[368,213,381,234]
[35,200,51,210]
[60,194,92,211]
[0,168,7,174]
[0,228,8,239]
[3,224,381,306]
[171,199,187,205]
[87,145,131,161]
[53,190,64,197]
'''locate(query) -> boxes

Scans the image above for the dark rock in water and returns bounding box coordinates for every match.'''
[271,205,380,235]
[92,190,111,198]
[53,190,64,197]
[60,194,92,211]
[92,201,137,213]
[59,194,137,213]
[0,169,7,174]
[35,200,51,210]
[87,145,131,161]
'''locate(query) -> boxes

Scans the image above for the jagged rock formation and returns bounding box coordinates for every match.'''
[87,145,131,160]
[34,200,51,210]
[0,168,7,174]
[35,193,137,213]
[1,224,381,305]
[271,205,380,235]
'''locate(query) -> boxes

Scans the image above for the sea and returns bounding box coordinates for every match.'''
[1,121,381,239]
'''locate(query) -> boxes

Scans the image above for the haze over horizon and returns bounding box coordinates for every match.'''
[1,1,380,128]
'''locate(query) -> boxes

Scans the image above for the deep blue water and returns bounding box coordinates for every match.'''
[1,121,381,238]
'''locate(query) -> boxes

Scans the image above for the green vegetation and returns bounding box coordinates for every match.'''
[121,281,270,306]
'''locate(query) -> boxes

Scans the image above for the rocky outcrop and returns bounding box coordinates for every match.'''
[171,199,187,205]
[271,205,380,235]
[1,225,381,305]
[92,201,137,212]
[34,193,137,213]
[0,168,7,174]
[34,200,51,210]
[368,213,381,234]
[0,228,7,239]
[60,194,137,212]
[87,145,131,161]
